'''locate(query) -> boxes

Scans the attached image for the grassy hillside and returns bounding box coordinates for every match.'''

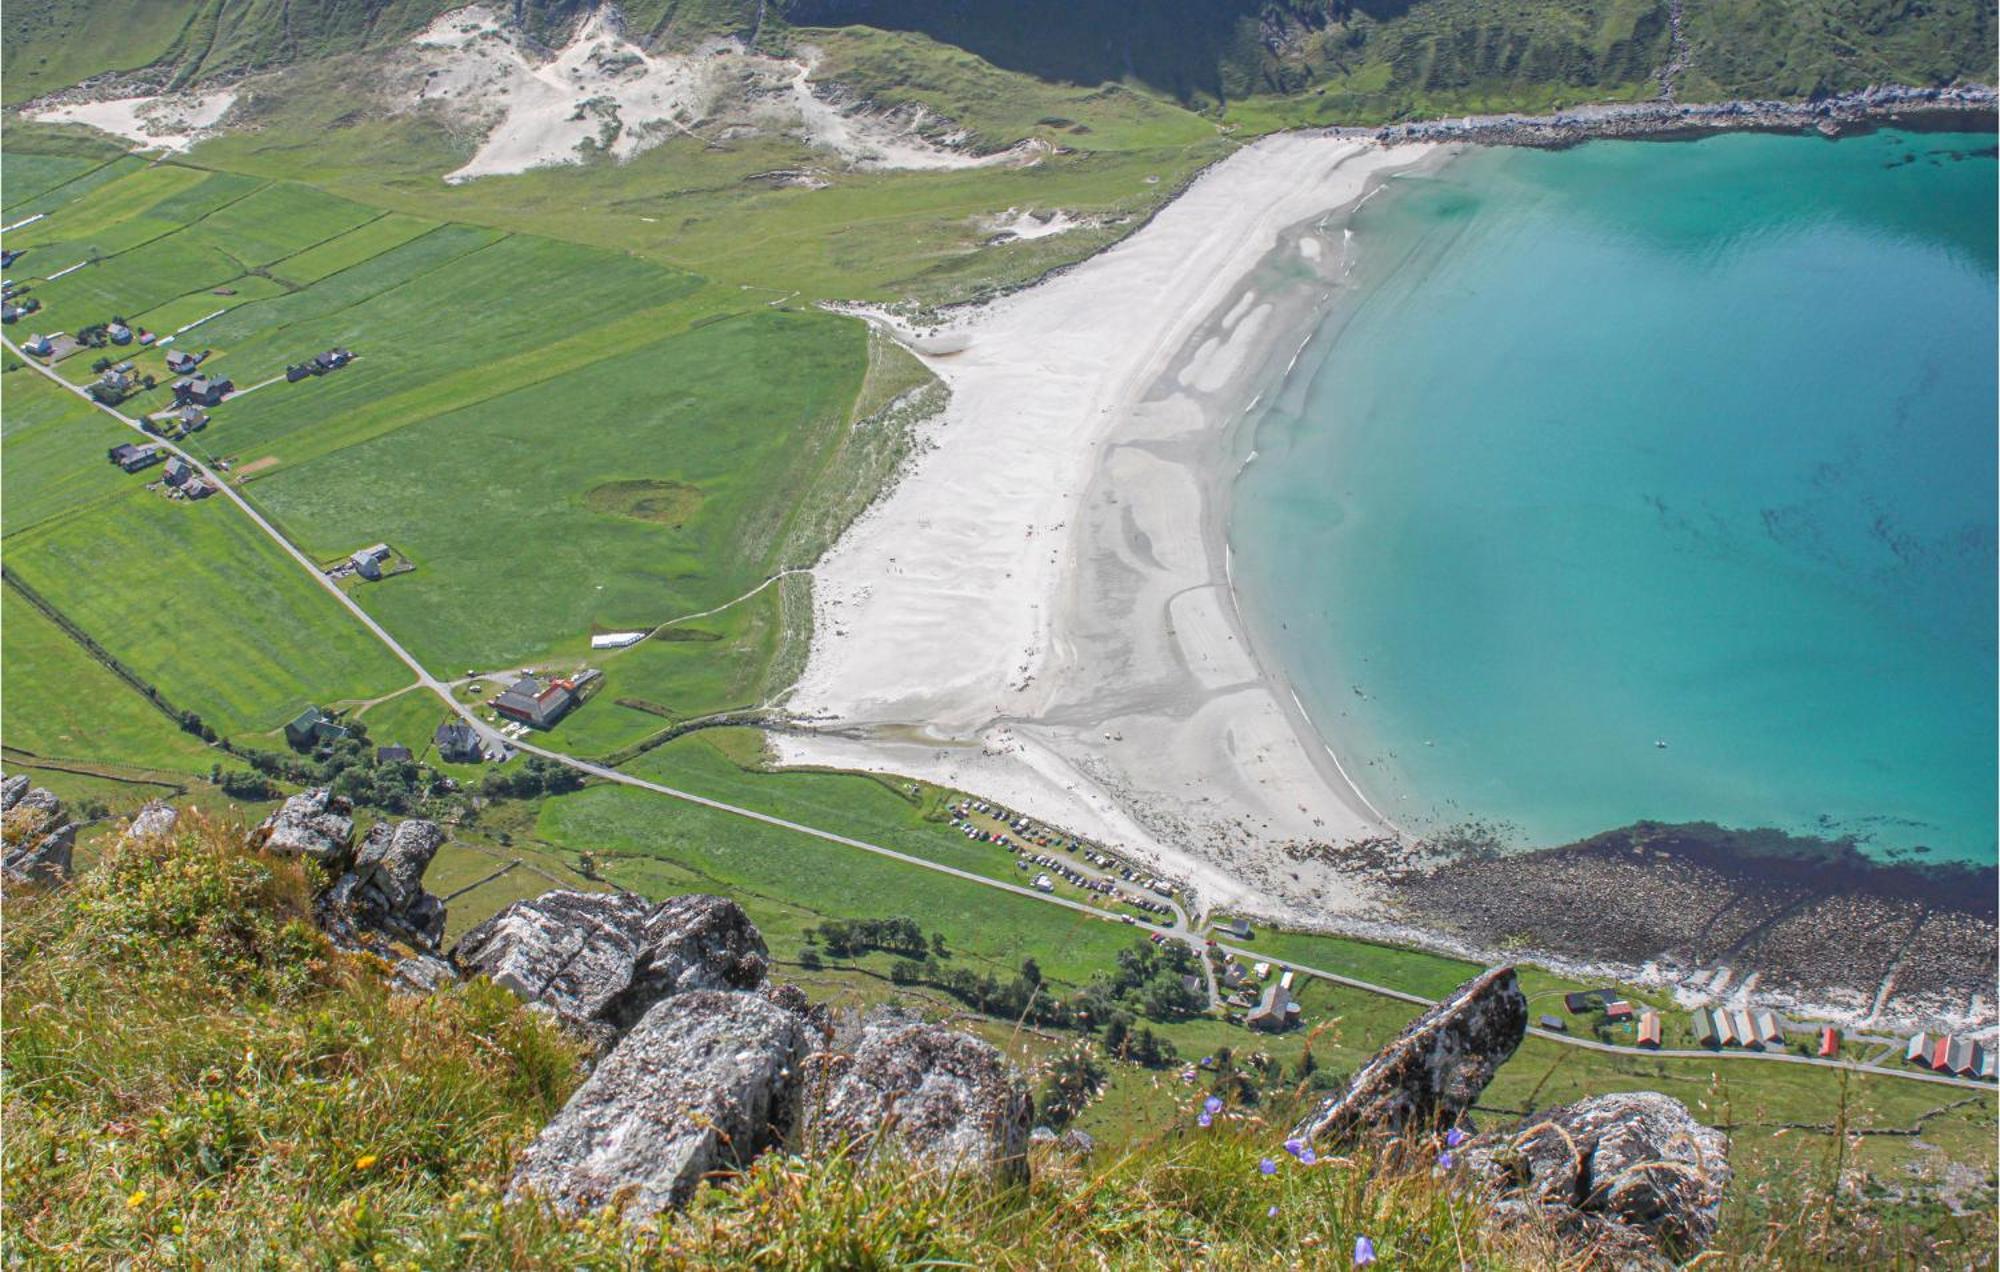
[9,0,1985,122]
[5,812,1988,1266]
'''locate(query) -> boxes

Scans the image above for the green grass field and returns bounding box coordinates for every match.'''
[3,483,410,736]
[0,365,134,537]
[534,779,1142,988]
[0,590,219,776]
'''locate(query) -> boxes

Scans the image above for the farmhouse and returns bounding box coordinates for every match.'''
[1563,991,1603,1014]
[1246,981,1295,1033]
[1603,999,1634,1023]
[107,442,163,473]
[172,375,234,407]
[175,404,210,433]
[492,675,578,729]
[164,349,202,374]
[284,706,349,750]
[376,745,414,763]
[107,322,132,345]
[314,348,353,371]
[434,721,484,763]
[89,370,132,403]
[22,333,52,356]
[1537,1014,1567,1032]
[163,457,192,487]
[348,543,393,581]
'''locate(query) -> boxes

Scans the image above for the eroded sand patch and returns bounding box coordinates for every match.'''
[29,91,237,152]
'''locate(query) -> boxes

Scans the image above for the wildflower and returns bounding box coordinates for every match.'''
[126,1189,147,1210]
[1268,1205,1280,1218]
[1354,1235,1377,1266]
[1299,1147,1318,1166]
[1198,1112,1213,1128]
[1446,1126,1466,1148]
[1203,1095,1223,1116]
[1283,1137,1306,1159]
[354,1154,379,1171]
[1437,1150,1455,1170]
[1259,1157,1278,1176]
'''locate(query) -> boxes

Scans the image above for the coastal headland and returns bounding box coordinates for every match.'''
[777,121,1998,1034]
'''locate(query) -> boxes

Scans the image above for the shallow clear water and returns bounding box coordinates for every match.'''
[1232,130,1997,863]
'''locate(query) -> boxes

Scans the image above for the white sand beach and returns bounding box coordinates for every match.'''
[777,133,1438,924]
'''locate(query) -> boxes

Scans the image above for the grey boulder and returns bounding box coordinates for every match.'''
[254,788,354,863]
[510,990,812,1216]
[800,1010,1032,1181]
[1291,965,1526,1146]
[352,819,445,913]
[0,774,29,812]
[454,890,769,1043]
[121,801,180,843]
[1470,1091,1731,1266]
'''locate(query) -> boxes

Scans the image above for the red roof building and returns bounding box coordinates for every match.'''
[1932,1036,1954,1070]
[1817,1027,1839,1059]
[1637,1011,1662,1049]
[1604,1000,1635,1022]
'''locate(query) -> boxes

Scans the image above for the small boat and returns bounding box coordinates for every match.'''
[1654,739,1669,749]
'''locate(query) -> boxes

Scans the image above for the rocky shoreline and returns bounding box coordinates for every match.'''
[1385,821,1998,1034]
[1347,83,1996,148]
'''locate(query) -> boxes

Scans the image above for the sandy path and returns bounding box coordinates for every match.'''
[777,133,1437,923]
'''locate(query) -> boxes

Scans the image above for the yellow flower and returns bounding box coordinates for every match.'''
[354,1154,379,1171]
[126,1189,147,1209]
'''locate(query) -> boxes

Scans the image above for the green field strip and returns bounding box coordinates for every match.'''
[0,580,219,775]
[3,484,411,737]
[263,212,442,286]
[0,153,149,224]
[0,367,138,539]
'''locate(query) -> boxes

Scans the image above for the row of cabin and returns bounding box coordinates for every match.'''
[286,348,353,382]
[1905,1033,1996,1079]
[1690,1007,1785,1050]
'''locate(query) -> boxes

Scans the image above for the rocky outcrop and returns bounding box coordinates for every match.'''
[510,990,814,1216]
[121,801,180,843]
[317,818,450,954]
[1291,966,1526,1146]
[1469,1091,1731,1266]
[1,775,76,887]
[252,788,354,862]
[453,889,768,1046]
[800,1010,1033,1181]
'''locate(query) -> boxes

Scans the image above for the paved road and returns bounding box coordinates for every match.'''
[10,333,1990,1096]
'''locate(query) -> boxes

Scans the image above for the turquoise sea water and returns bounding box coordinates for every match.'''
[1232,130,1997,864]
